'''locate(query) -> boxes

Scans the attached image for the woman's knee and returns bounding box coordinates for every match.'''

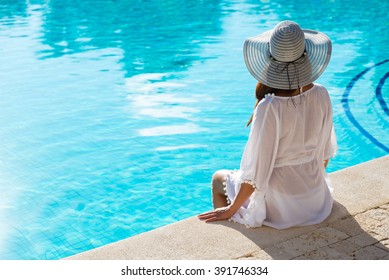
[212,170,229,193]
[212,170,224,182]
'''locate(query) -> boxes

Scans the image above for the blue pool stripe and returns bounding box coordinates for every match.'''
[376,71,389,116]
[341,59,389,153]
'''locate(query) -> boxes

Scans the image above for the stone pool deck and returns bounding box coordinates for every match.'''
[68,155,389,260]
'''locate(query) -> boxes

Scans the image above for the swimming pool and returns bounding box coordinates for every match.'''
[0,0,388,259]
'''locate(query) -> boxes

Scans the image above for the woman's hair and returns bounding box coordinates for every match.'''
[246,82,274,127]
[246,82,303,127]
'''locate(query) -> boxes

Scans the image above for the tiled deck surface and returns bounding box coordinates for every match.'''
[68,156,389,260]
[235,203,389,260]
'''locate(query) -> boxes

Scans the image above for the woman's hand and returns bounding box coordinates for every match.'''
[198,182,254,223]
[198,205,235,223]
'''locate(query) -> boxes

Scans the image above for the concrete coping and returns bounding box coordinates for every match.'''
[68,155,389,260]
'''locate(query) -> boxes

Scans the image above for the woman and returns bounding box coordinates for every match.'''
[198,21,337,229]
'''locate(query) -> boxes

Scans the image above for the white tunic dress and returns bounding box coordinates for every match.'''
[226,83,337,229]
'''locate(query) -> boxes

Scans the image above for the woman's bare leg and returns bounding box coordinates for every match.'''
[211,170,231,208]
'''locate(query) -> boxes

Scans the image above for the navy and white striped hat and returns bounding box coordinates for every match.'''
[243,21,331,90]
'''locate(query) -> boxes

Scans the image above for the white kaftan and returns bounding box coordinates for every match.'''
[226,83,337,229]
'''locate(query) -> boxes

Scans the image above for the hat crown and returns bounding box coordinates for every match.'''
[269,21,305,62]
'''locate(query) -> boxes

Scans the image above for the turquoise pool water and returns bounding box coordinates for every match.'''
[0,0,388,259]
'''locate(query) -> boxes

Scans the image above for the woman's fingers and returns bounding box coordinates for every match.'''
[198,210,213,217]
[198,207,233,222]
[198,211,217,220]
[198,212,221,223]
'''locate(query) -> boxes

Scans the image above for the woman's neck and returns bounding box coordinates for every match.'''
[274,83,314,97]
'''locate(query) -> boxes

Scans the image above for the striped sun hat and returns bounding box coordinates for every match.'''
[243,21,332,90]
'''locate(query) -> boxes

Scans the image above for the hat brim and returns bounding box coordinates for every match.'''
[243,29,332,89]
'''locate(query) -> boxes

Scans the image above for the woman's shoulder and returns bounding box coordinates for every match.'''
[258,94,278,109]
[255,95,278,118]
[309,84,333,109]
[312,83,328,93]
[310,83,331,100]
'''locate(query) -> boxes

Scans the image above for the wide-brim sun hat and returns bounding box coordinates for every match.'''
[243,20,332,90]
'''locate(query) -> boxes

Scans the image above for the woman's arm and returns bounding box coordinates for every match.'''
[198,183,254,222]
[199,101,277,224]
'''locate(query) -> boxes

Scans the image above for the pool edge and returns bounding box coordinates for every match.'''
[66,155,389,260]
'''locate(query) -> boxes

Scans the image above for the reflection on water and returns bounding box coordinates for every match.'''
[0,0,27,20]
[125,73,201,122]
[38,0,223,76]
[154,144,208,151]
[0,0,227,260]
[125,73,186,95]
[138,123,208,137]
[1,0,224,75]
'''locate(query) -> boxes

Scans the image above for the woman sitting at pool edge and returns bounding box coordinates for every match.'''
[198,20,337,229]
